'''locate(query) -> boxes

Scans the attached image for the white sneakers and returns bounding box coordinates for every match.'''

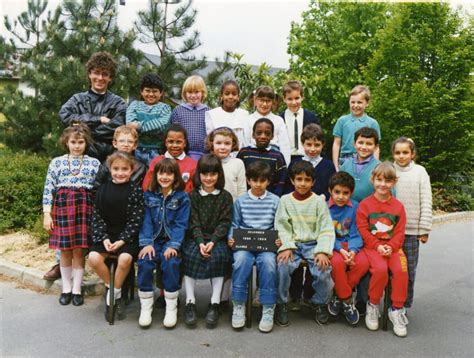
[232,302,246,329]
[389,307,409,337]
[365,302,380,331]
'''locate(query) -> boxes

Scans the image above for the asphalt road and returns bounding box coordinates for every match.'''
[1,220,473,357]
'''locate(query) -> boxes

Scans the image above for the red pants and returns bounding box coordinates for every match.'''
[331,249,369,299]
[363,248,408,308]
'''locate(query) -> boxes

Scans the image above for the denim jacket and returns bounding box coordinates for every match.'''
[139,190,190,250]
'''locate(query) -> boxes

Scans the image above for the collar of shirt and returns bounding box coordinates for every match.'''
[350,113,368,122]
[251,144,272,151]
[303,155,323,167]
[248,189,267,200]
[198,187,221,196]
[183,103,206,111]
[164,151,186,161]
[354,155,374,165]
[328,197,353,208]
[284,108,303,119]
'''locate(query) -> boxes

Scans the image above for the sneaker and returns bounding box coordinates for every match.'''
[356,301,366,316]
[275,303,289,327]
[43,264,61,281]
[288,299,301,312]
[184,303,197,326]
[342,300,359,325]
[389,307,409,337]
[314,304,329,325]
[259,305,275,333]
[205,303,220,328]
[327,296,342,316]
[231,302,246,329]
[365,302,380,331]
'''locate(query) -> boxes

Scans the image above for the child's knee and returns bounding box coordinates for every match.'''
[118,254,133,268]
[87,252,102,267]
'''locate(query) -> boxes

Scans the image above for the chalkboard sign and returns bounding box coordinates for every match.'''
[232,229,278,252]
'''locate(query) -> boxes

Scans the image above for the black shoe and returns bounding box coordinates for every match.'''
[205,303,220,328]
[184,303,197,326]
[355,301,366,317]
[275,303,289,327]
[116,298,126,320]
[314,304,329,325]
[59,292,72,305]
[72,294,84,306]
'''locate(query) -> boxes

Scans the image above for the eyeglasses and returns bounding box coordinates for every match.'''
[90,70,111,78]
[117,139,136,144]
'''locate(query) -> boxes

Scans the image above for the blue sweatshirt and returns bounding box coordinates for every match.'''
[328,198,363,253]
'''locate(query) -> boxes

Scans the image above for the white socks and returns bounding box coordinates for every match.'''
[72,268,84,295]
[211,277,224,304]
[106,287,122,306]
[60,266,72,293]
[184,276,196,304]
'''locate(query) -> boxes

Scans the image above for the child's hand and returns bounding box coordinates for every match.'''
[103,239,113,252]
[139,245,155,260]
[109,240,125,252]
[199,243,210,258]
[339,248,350,261]
[275,239,282,248]
[346,251,356,266]
[383,244,392,257]
[163,247,177,260]
[43,213,54,232]
[100,116,111,124]
[205,242,215,254]
[418,234,429,244]
[277,250,293,264]
[314,253,331,270]
[227,238,235,248]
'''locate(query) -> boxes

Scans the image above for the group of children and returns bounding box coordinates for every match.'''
[42,51,432,338]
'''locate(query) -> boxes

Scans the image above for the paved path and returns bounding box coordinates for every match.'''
[1,220,473,357]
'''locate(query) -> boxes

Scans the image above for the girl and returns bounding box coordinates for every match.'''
[89,152,144,322]
[182,154,233,328]
[42,123,100,306]
[171,75,209,160]
[142,123,197,193]
[205,80,248,149]
[137,158,190,328]
[206,127,246,201]
[244,85,291,164]
[392,137,432,309]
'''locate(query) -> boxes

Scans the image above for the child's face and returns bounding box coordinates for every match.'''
[213,134,233,159]
[247,177,270,197]
[291,172,315,196]
[88,68,112,93]
[253,122,273,149]
[157,170,175,193]
[329,185,352,207]
[110,158,133,184]
[283,90,304,113]
[165,131,186,158]
[67,136,87,156]
[303,138,323,158]
[113,133,138,154]
[185,91,203,106]
[373,175,395,199]
[141,87,162,106]
[254,96,273,116]
[354,136,376,161]
[200,172,219,192]
[349,93,368,118]
[393,142,415,167]
[221,84,239,112]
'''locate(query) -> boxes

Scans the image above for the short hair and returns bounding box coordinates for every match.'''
[181,75,208,101]
[206,127,239,152]
[193,154,225,190]
[254,85,276,101]
[282,80,304,97]
[290,160,315,180]
[253,117,274,134]
[354,127,379,145]
[149,158,185,192]
[141,73,164,92]
[371,161,398,182]
[328,171,355,192]
[219,80,241,107]
[106,151,136,171]
[113,125,139,142]
[60,122,93,152]
[350,85,370,102]
[164,123,189,154]
[301,123,325,144]
[246,160,272,182]
[392,136,416,158]
[86,52,117,78]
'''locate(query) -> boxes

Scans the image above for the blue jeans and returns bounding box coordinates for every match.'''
[135,147,159,167]
[137,240,181,293]
[231,250,277,305]
[277,242,333,305]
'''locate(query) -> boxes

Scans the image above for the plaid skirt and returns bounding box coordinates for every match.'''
[49,188,93,250]
[183,239,231,279]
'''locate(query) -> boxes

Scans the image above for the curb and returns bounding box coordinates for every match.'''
[432,211,474,226]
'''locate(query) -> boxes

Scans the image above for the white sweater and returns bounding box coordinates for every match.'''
[394,161,432,235]
[222,156,247,202]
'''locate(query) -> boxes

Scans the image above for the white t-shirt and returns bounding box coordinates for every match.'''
[205,107,249,149]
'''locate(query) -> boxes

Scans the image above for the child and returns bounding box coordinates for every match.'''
[392,137,432,309]
[237,118,287,197]
[244,86,291,164]
[205,80,248,149]
[332,85,381,171]
[340,127,381,203]
[275,161,335,327]
[182,154,234,328]
[279,80,320,160]
[142,123,197,192]
[88,152,144,321]
[126,73,172,165]
[42,123,100,306]
[171,75,209,160]
[228,161,280,333]
[94,125,146,188]
[137,158,191,328]
[327,171,369,325]
[356,161,409,337]
[206,127,246,201]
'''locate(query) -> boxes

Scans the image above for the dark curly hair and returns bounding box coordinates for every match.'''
[86,52,117,78]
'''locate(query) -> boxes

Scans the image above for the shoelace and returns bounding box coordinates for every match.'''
[368,304,380,319]
[234,305,244,316]
[262,307,274,318]
[395,310,409,325]
[343,303,356,315]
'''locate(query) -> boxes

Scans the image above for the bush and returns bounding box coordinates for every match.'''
[432,175,473,212]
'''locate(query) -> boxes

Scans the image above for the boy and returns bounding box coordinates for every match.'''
[126,73,172,165]
[279,80,320,160]
[332,85,381,171]
[356,162,409,337]
[237,118,287,197]
[340,127,381,203]
[327,172,369,326]
[228,161,280,333]
[275,161,335,327]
